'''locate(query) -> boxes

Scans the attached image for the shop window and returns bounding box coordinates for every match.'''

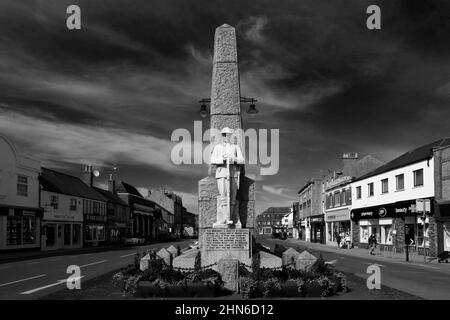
[17,175,28,197]
[85,225,93,241]
[64,224,71,246]
[356,186,361,199]
[381,225,393,244]
[7,216,36,245]
[381,178,388,194]
[443,223,450,252]
[360,225,369,243]
[413,169,424,187]
[368,183,374,197]
[396,174,404,191]
[70,199,77,211]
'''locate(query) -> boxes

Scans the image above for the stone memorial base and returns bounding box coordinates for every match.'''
[200,228,252,268]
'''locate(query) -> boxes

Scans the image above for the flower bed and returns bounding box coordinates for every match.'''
[112,251,227,298]
[239,255,348,298]
[112,250,349,299]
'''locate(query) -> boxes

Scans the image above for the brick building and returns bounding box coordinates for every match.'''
[256,207,291,235]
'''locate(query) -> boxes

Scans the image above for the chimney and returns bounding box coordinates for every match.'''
[108,167,117,194]
[82,165,93,186]
[108,174,116,194]
[342,152,359,177]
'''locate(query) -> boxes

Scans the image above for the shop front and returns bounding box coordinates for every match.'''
[434,203,450,256]
[325,208,351,246]
[84,214,107,247]
[351,198,435,253]
[0,206,43,251]
[309,215,325,244]
[42,212,83,251]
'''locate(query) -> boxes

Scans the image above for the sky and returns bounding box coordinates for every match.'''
[0,0,449,214]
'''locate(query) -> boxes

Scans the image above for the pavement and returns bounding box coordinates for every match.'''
[257,236,450,300]
[0,239,193,300]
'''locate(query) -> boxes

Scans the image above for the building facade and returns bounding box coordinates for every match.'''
[117,181,160,240]
[349,139,450,257]
[94,179,131,244]
[147,188,181,237]
[0,135,42,251]
[324,153,384,247]
[40,168,84,250]
[297,178,324,243]
[256,207,290,235]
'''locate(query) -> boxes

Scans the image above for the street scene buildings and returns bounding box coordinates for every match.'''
[0,0,449,305]
[0,134,198,253]
[259,140,450,264]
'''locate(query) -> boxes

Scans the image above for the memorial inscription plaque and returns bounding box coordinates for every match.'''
[205,229,250,251]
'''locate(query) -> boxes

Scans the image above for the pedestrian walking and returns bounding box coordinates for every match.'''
[335,231,341,248]
[369,233,378,255]
[345,232,351,249]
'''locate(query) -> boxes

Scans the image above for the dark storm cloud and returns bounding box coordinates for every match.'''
[0,0,449,212]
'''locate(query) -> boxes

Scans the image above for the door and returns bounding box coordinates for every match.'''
[405,224,415,246]
[46,224,56,248]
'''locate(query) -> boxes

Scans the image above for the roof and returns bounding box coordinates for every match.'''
[40,168,107,202]
[259,207,291,215]
[354,138,450,182]
[297,177,322,194]
[93,187,128,206]
[116,181,143,197]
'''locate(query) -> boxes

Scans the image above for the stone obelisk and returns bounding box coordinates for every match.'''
[198,24,255,272]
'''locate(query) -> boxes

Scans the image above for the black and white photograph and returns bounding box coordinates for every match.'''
[0,0,449,315]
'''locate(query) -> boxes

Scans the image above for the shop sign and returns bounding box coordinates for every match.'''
[351,199,433,220]
[310,216,324,223]
[84,214,107,223]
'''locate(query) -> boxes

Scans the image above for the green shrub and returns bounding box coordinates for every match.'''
[262,278,282,297]
[240,277,260,298]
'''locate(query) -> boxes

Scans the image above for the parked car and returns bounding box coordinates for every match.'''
[189,241,199,249]
[123,237,146,246]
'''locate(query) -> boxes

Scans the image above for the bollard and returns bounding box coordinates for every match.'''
[405,245,409,262]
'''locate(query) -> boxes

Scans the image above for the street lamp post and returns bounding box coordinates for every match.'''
[198,97,258,117]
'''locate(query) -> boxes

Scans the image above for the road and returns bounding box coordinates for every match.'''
[257,236,450,300]
[0,239,193,300]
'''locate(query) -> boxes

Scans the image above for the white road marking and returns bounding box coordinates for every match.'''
[79,260,107,268]
[0,274,47,287]
[120,253,137,258]
[20,276,85,295]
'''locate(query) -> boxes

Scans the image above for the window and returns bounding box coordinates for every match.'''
[396,174,404,191]
[341,189,346,205]
[356,186,361,199]
[334,192,340,207]
[50,195,59,209]
[414,169,424,187]
[381,178,389,194]
[368,183,374,197]
[7,216,37,245]
[360,225,369,243]
[17,175,28,196]
[70,199,77,211]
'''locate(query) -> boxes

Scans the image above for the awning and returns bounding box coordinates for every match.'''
[134,210,154,217]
